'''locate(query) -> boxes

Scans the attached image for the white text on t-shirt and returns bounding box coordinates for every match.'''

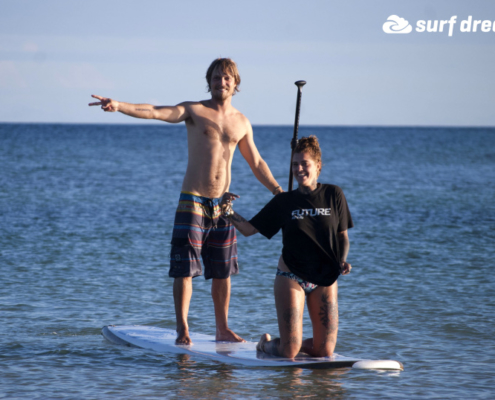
[291,208,331,219]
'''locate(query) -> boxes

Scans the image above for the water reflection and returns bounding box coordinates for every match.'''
[173,354,240,399]
[251,367,348,398]
[176,353,194,369]
[170,351,349,398]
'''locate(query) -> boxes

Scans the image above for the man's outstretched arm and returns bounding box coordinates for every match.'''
[238,123,283,195]
[89,95,189,123]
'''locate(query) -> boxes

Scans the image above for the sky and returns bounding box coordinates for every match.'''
[1,0,494,126]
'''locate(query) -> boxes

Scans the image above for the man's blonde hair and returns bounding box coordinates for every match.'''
[206,58,241,94]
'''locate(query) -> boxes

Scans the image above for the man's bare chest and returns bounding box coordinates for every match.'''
[190,117,244,145]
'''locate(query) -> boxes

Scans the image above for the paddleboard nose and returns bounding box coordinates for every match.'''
[352,360,404,370]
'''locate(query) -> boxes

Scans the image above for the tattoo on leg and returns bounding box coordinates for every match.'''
[319,294,338,332]
[283,307,300,333]
[285,336,299,345]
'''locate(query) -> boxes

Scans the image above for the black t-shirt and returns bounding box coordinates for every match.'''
[249,184,353,286]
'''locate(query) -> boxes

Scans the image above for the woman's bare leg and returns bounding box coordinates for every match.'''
[302,280,338,357]
[257,275,305,359]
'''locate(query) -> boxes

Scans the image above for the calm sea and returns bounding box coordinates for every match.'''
[1,123,494,399]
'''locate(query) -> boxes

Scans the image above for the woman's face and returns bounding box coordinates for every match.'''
[292,151,321,189]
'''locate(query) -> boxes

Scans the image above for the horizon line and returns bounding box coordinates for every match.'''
[1,121,494,129]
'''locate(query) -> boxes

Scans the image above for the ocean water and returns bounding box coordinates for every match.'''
[1,123,494,399]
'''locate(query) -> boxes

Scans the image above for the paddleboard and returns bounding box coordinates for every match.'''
[102,325,403,370]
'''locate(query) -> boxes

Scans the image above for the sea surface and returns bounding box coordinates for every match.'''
[1,123,494,399]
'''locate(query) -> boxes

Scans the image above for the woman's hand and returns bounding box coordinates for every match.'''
[220,192,240,216]
[219,192,258,237]
[340,261,352,275]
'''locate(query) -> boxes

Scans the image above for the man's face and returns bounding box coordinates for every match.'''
[210,67,236,100]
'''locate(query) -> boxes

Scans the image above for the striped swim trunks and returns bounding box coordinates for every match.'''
[169,192,238,280]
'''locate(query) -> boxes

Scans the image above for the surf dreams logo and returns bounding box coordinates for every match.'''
[292,208,331,220]
[383,15,495,36]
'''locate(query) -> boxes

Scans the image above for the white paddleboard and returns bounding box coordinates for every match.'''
[102,325,403,370]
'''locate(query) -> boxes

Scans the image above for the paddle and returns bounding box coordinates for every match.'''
[288,80,307,191]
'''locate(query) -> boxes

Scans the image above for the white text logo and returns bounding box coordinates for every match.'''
[292,208,331,220]
[383,15,495,37]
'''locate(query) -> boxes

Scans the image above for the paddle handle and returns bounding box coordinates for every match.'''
[288,80,306,191]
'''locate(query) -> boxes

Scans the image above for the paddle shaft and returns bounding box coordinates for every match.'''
[288,80,306,191]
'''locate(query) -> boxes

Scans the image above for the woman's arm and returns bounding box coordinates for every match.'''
[220,192,258,237]
[338,230,352,275]
[229,211,259,237]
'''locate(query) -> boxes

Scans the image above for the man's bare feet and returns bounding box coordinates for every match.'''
[256,333,271,352]
[216,328,246,342]
[175,328,192,345]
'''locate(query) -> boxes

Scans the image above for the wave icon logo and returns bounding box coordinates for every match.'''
[383,15,413,34]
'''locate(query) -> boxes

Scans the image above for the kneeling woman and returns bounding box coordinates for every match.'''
[221,136,353,358]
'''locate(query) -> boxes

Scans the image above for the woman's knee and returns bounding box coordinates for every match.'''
[313,341,336,357]
[279,337,302,359]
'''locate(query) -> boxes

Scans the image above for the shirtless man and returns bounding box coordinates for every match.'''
[89,58,282,345]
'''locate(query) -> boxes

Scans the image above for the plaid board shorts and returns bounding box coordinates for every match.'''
[169,192,238,279]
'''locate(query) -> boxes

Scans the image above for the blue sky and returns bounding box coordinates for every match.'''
[1,0,494,126]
